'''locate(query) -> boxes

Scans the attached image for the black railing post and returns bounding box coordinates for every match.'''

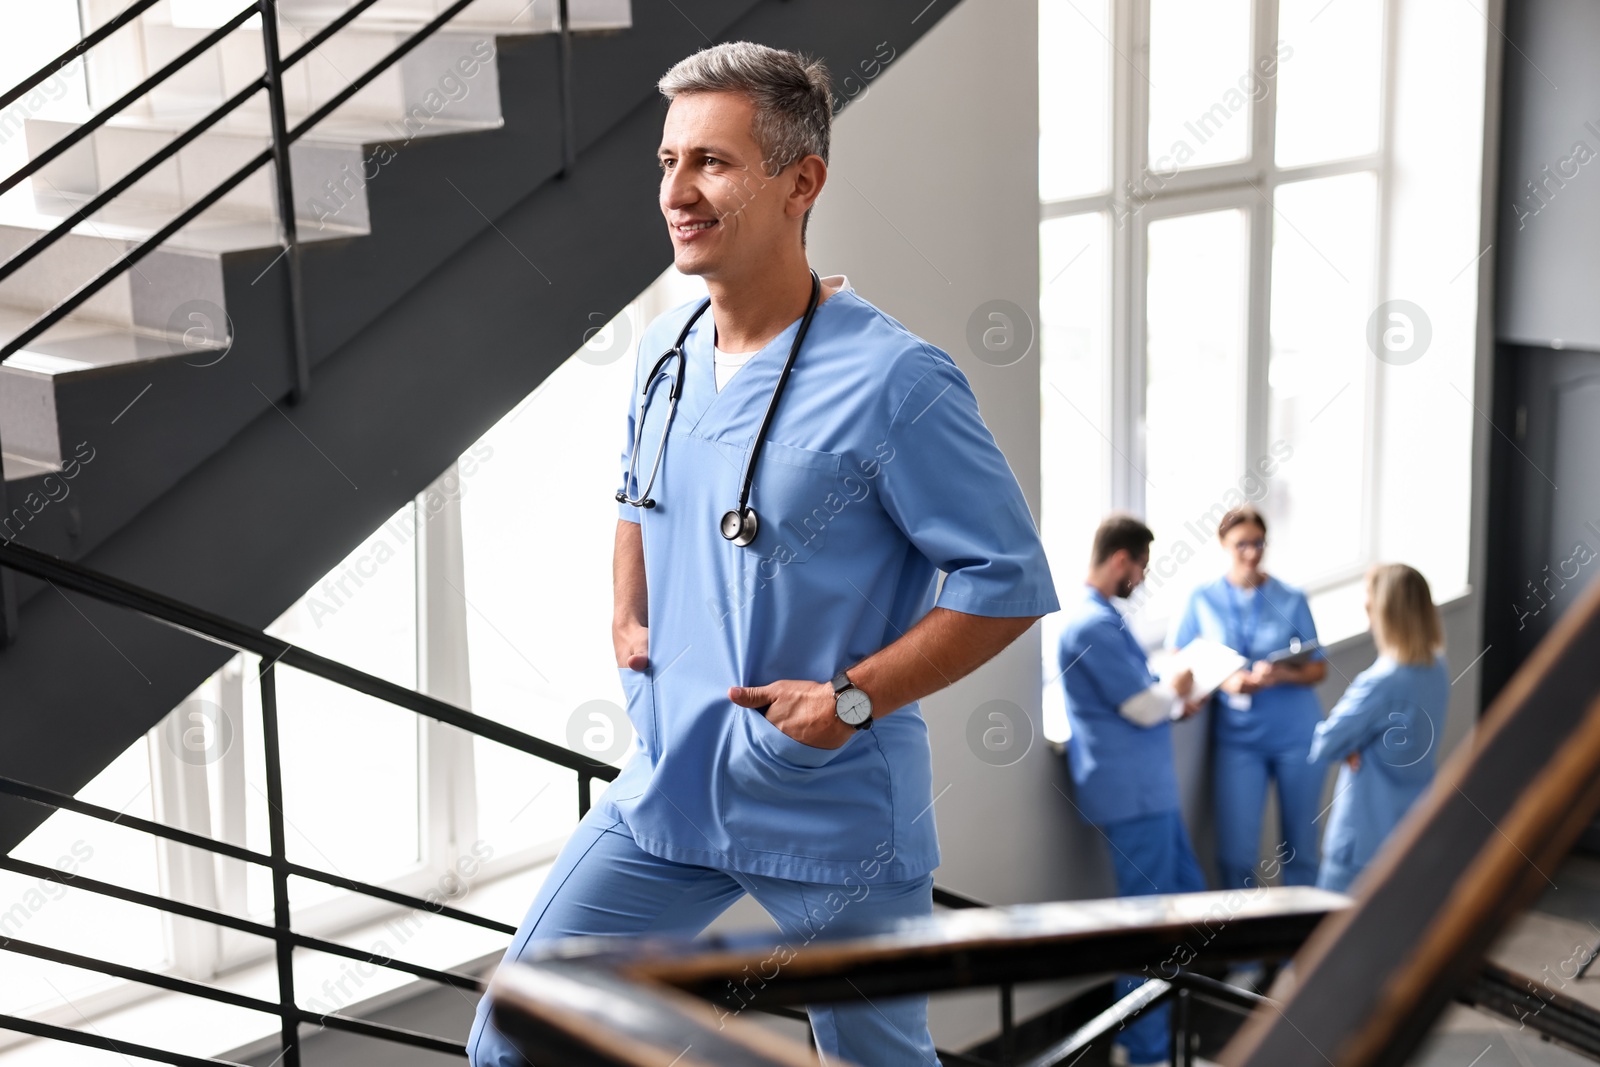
[1169,984,1190,1066]
[998,981,1014,1066]
[556,0,574,172]
[260,660,302,1067]
[0,427,16,648]
[577,771,590,819]
[259,0,312,403]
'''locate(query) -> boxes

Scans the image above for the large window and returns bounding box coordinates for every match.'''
[1037,0,1485,739]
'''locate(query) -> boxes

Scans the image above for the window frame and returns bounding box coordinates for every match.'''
[1039,0,1399,640]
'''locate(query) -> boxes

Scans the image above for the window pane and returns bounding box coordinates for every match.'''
[1147,0,1254,172]
[1275,0,1384,167]
[1039,0,1110,200]
[1140,209,1250,630]
[250,508,422,913]
[1266,173,1378,580]
[1040,211,1109,741]
[461,320,641,859]
[0,738,167,1017]
[0,3,87,213]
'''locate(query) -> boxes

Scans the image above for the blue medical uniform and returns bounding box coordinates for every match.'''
[1060,586,1205,1066]
[468,280,1059,1066]
[1306,654,1448,894]
[1170,576,1325,890]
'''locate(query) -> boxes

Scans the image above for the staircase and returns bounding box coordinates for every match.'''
[0,0,967,855]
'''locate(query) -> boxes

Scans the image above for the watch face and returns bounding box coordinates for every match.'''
[836,688,872,725]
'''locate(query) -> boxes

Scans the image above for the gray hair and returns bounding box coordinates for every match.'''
[658,42,832,235]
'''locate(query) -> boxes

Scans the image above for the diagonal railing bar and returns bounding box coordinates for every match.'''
[0,73,269,288]
[0,852,489,991]
[0,541,617,780]
[285,933,486,991]
[0,935,282,1015]
[295,1007,466,1056]
[283,861,518,935]
[0,3,261,199]
[0,0,512,392]
[0,1011,250,1067]
[0,0,163,112]
[285,0,488,143]
[0,773,513,934]
[0,538,608,1063]
[0,851,278,938]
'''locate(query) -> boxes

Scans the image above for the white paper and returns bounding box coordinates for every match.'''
[1162,637,1249,700]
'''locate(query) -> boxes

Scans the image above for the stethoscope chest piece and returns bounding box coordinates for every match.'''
[618,269,823,551]
[721,506,759,546]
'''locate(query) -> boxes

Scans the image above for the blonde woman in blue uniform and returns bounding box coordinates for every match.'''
[1308,564,1448,893]
[1169,506,1328,893]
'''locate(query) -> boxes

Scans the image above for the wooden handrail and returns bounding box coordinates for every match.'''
[1222,576,1600,1067]
[488,886,1347,1066]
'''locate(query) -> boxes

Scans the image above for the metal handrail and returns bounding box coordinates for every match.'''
[0,538,616,1063]
[0,0,525,400]
[0,3,260,200]
[0,540,614,779]
[487,888,1345,1067]
[0,0,163,113]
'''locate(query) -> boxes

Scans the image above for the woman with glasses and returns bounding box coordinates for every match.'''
[1169,506,1328,901]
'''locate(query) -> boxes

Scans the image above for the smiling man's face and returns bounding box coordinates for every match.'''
[658,90,800,281]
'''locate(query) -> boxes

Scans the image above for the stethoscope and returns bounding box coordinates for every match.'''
[615,269,822,547]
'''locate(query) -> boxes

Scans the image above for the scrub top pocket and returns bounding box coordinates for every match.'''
[615,666,659,774]
[742,704,854,768]
[742,441,844,564]
[721,707,890,859]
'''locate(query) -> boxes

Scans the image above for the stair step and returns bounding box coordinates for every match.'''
[23,104,494,226]
[0,189,363,337]
[140,20,508,130]
[2,450,58,483]
[0,305,227,467]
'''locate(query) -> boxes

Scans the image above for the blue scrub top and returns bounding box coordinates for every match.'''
[1169,575,1324,749]
[602,284,1060,884]
[1059,586,1179,827]
[1306,654,1448,873]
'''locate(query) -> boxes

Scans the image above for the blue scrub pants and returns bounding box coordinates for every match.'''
[467,804,939,1067]
[1099,809,1206,1066]
[1213,740,1323,891]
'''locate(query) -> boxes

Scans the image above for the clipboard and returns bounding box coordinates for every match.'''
[1266,638,1320,667]
[1162,637,1248,700]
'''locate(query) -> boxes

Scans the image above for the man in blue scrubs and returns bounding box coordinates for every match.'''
[468,42,1059,1066]
[1059,515,1204,1067]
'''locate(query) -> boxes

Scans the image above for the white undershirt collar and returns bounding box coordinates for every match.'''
[714,273,851,391]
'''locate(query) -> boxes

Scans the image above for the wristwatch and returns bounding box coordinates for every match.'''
[832,670,873,730]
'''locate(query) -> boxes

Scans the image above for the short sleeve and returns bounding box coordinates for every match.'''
[1169,589,1201,651]
[877,352,1059,617]
[1078,618,1158,706]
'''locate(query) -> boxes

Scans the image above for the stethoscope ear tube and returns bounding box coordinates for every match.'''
[617,269,823,549]
[724,269,823,543]
[616,300,709,508]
